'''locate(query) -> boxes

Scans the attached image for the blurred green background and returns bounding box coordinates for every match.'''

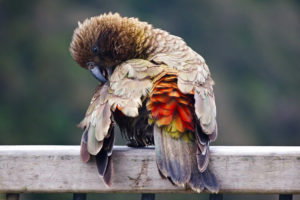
[0,0,299,200]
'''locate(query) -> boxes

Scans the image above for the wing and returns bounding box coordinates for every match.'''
[109,58,164,117]
[149,50,218,192]
[78,83,114,186]
[79,59,164,185]
[108,59,164,145]
[79,84,112,156]
[150,49,217,136]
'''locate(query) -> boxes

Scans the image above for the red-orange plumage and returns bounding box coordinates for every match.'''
[151,107,159,118]
[177,98,190,105]
[151,95,171,103]
[153,87,173,94]
[157,115,173,126]
[177,106,192,123]
[159,108,173,116]
[147,75,195,136]
[174,115,185,132]
[169,90,181,97]
[161,100,177,111]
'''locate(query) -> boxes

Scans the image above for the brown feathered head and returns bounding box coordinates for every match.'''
[70,13,153,83]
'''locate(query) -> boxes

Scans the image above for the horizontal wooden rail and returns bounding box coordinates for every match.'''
[0,146,299,194]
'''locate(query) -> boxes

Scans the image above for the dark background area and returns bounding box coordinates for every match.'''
[0,1,299,200]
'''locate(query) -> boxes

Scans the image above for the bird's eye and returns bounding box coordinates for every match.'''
[92,46,99,54]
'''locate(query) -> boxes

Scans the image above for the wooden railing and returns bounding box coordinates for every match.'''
[0,146,299,200]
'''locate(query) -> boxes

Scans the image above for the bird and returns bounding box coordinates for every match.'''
[70,13,219,193]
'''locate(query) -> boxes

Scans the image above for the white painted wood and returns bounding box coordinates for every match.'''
[0,146,299,194]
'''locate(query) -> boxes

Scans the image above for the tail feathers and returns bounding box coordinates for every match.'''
[189,163,205,192]
[154,126,191,186]
[95,127,115,186]
[154,125,219,193]
[201,168,219,193]
[189,166,219,193]
[162,133,192,185]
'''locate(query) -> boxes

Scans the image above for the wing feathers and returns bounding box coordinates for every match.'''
[109,59,164,118]
[95,103,112,141]
[96,149,108,176]
[79,83,113,156]
[196,147,209,173]
[194,89,217,135]
[80,129,90,163]
[95,124,115,185]
[79,83,115,186]
[87,125,103,155]
[103,156,113,186]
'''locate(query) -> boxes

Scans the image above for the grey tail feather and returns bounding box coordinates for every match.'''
[153,125,191,187]
[156,163,167,179]
[153,125,219,193]
[201,168,219,193]
[95,126,115,186]
[188,165,219,193]
[188,161,205,192]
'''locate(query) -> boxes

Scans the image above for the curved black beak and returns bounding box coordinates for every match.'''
[87,62,107,83]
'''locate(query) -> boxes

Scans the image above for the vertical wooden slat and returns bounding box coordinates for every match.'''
[141,193,155,200]
[279,194,293,200]
[209,194,223,200]
[5,194,19,200]
[73,193,87,200]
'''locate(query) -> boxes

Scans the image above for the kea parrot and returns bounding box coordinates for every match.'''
[70,13,219,193]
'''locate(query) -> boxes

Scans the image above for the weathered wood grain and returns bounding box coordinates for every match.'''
[0,146,299,194]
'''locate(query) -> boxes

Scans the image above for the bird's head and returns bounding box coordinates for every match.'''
[70,13,153,83]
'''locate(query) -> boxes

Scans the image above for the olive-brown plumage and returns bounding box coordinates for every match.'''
[70,13,219,192]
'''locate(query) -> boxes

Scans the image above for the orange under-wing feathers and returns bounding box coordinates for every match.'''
[157,115,173,126]
[159,108,173,116]
[153,87,173,94]
[147,75,195,137]
[160,100,177,111]
[174,114,185,133]
[177,98,190,105]
[169,90,181,97]
[151,95,171,103]
[177,105,192,123]
[155,82,178,88]
[151,105,160,118]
